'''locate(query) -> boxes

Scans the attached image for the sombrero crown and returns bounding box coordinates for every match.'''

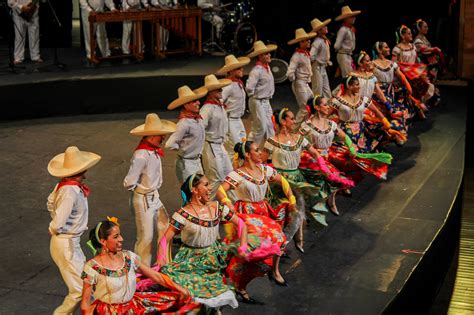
[48,146,101,178]
[130,113,177,136]
[168,85,208,110]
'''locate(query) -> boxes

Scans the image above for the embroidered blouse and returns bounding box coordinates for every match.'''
[169,202,234,248]
[81,250,140,304]
[225,165,277,202]
[373,60,399,84]
[300,120,338,153]
[264,135,310,170]
[350,72,378,98]
[392,44,417,64]
[331,95,371,122]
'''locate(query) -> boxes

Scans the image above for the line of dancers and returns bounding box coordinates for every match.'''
[45,5,444,314]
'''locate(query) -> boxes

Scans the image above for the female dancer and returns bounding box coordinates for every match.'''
[156,174,248,311]
[80,218,195,314]
[392,25,434,116]
[217,141,293,301]
[263,108,331,252]
[413,19,444,85]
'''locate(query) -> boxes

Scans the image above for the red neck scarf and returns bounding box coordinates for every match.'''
[178,109,202,121]
[296,48,310,57]
[256,61,270,73]
[56,179,90,197]
[135,138,164,157]
[229,77,244,88]
[205,95,225,107]
[343,22,356,33]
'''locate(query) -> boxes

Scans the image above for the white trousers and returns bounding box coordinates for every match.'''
[248,97,274,146]
[311,65,331,99]
[175,156,203,183]
[131,191,170,266]
[81,9,110,59]
[225,117,246,156]
[292,80,314,126]
[202,141,233,199]
[337,53,353,78]
[122,21,133,54]
[50,235,85,315]
[12,11,40,63]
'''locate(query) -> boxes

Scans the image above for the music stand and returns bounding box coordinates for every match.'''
[0,0,26,74]
[37,0,67,72]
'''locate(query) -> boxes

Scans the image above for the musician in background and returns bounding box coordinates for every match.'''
[122,0,149,55]
[7,0,42,64]
[80,0,118,61]
[150,0,176,51]
[198,0,224,40]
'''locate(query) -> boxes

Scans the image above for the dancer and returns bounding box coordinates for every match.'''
[413,19,444,84]
[217,54,251,155]
[310,18,332,98]
[47,146,101,315]
[81,217,196,314]
[334,6,361,77]
[264,108,328,252]
[287,28,317,126]
[246,41,278,146]
[123,113,176,266]
[217,141,292,301]
[157,174,247,311]
[200,74,233,199]
[166,85,208,183]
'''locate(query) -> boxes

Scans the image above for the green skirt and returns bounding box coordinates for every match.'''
[160,241,234,299]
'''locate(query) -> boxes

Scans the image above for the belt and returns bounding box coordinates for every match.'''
[252,96,271,101]
[206,140,223,145]
[337,51,353,55]
[179,154,202,160]
[228,116,242,120]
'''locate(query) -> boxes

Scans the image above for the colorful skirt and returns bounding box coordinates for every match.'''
[160,241,235,307]
[226,207,286,290]
[91,291,199,314]
[398,62,434,102]
[339,120,379,153]
[328,145,388,184]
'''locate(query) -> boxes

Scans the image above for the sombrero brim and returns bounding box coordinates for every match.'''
[130,120,177,136]
[311,19,331,32]
[205,78,232,92]
[335,11,361,21]
[167,87,208,110]
[216,57,251,75]
[288,32,317,45]
[248,44,278,58]
[48,152,101,178]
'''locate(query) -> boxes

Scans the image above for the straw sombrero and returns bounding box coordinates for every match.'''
[168,85,208,110]
[335,6,361,21]
[203,74,232,92]
[130,113,177,136]
[288,28,317,45]
[216,54,251,75]
[248,41,278,58]
[311,18,331,33]
[48,146,101,178]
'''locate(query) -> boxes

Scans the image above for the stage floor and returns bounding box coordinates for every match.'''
[0,86,466,314]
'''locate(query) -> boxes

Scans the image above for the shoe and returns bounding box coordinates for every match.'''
[235,290,257,304]
[33,58,43,64]
[293,239,304,254]
[13,60,22,65]
[341,189,352,198]
[327,192,340,216]
[268,272,289,287]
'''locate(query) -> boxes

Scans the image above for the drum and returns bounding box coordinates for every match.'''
[269,58,289,84]
[221,22,257,53]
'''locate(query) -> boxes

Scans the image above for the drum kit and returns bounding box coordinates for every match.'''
[202,0,257,54]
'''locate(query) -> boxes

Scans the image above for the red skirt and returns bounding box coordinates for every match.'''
[91,291,200,314]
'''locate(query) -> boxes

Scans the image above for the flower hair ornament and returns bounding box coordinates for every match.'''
[395,25,410,43]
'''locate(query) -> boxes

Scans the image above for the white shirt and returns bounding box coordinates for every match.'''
[264,136,310,170]
[331,95,371,122]
[334,26,356,54]
[79,0,116,12]
[301,120,338,152]
[200,102,229,144]
[392,44,417,64]
[222,81,246,119]
[373,61,399,84]
[47,185,88,237]
[350,72,378,98]
[7,0,38,14]
[225,165,277,202]
[123,149,163,194]
[122,0,149,10]
[310,37,331,66]
[165,118,205,158]
[287,50,312,83]
[246,64,275,99]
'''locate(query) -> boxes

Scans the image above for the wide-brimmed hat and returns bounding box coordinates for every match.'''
[335,6,361,21]
[168,85,208,110]
[130,113,177,136]
[288,28,317,45]
[203,74,232,92]
[216,54,251,75]
[48,146,101,178]
[248,41,278,58]
[311,18,331,32]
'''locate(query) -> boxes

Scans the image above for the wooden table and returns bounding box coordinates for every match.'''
[88,7,202,63]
